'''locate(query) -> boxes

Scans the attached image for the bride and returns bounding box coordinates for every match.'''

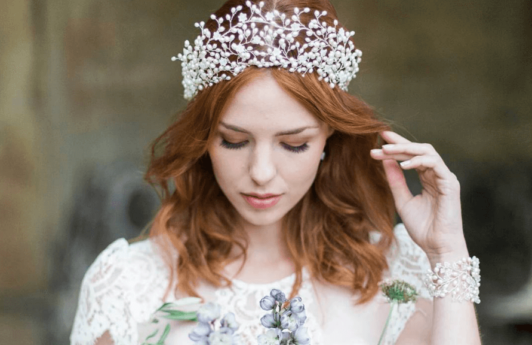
[70,0,482,344]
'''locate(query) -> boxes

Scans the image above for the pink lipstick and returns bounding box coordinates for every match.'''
[242,193,282,209]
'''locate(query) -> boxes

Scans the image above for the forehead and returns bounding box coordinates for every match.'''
[220,73,321,132]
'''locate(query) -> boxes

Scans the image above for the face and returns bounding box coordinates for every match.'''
[207,72,334,228]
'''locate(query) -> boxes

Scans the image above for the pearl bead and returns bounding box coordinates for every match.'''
[424,256,481,304]
[174,0,362,99]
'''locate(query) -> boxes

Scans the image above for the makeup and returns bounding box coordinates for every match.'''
[242,194,282,209]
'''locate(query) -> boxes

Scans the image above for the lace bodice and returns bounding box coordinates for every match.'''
[70,223,432,345]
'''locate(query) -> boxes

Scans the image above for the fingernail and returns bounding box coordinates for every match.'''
[371,149,383,154]
[382,144,395,149]
[400,160,411,167]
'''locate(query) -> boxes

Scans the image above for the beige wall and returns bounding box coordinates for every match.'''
[0,0,43,291]
[0,0,530,344]
[0,0,43,342]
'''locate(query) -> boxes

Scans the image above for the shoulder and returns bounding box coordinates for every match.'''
[82,237,168,295]
[70,237,171,345]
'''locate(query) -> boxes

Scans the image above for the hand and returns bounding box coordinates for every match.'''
[370,131,468,259]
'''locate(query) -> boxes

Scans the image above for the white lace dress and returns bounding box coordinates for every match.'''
[70,223,433,345]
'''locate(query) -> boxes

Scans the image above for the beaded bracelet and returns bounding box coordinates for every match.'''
[423,256,481,304]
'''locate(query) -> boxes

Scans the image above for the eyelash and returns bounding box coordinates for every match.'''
[220,139,310,153]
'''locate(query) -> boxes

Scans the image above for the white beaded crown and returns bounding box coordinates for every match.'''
[172,0,362,100]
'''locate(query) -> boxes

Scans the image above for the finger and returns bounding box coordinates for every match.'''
[400,155,451,177]
[382,159,413,210]
[381,143,437,156]
[370,149,414,161]
[380,131,412,145]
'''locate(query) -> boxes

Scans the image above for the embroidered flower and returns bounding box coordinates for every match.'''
[258,329,282,345]
[197,302,222,323]
[270,289,287,303]
[258,288,311,345]
[292,326,311,345]
[280,311,298,332]
[188,303,242,345]
[260,295,277,311]
[209,330,234,345]
[261,314,278,328]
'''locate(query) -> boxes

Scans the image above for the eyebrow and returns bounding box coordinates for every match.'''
[220,121,319,136]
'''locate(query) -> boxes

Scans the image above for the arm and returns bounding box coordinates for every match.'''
[396,248,482,345]
[426,246,481,345]
[371,131,482,345]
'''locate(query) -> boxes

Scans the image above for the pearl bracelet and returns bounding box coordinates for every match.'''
[423,256,481,304]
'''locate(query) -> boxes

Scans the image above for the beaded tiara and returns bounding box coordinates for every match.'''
[172,1,362,100]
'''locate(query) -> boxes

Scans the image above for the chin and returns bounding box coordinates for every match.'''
[237,206,287,227]
[243,212,283,226]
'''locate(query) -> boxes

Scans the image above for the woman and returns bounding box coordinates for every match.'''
[70,0,482,344]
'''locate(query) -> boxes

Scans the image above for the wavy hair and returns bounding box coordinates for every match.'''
[145,0,396,304]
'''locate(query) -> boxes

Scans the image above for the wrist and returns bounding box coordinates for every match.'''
[427,244,470,268]
[423,253,481,304]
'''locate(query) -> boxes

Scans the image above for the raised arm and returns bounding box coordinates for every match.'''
[426,246,481,344]
[370,131,482,345]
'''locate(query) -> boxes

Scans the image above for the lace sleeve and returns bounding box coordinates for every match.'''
[70,238,140,345]
[388,223,432,300]
[381,223,433,345]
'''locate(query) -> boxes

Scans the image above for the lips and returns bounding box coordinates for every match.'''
[244,193,281,199]
[242,193,282,209]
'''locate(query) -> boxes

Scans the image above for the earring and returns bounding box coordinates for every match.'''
[320,151,326,161]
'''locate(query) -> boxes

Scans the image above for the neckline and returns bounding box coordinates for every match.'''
[229,267,308,289]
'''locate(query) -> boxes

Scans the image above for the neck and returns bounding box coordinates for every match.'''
[224,217,295,282]
[242,218,290,262]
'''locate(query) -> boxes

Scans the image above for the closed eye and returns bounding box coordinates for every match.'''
[220,139,310,153]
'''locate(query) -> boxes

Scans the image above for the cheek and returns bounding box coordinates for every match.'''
[281,151,322,191]
[209,147,244,188]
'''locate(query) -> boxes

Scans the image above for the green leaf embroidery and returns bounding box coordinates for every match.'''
[160,309,198,321]
[156,324,171,345]
[143,298,202,344]
[144,329,159,341]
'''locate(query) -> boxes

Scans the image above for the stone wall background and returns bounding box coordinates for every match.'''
[0,0,530,343]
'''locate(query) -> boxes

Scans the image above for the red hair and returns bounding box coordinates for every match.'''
[144,0,396,305]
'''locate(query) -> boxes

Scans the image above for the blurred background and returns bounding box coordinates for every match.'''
[0,0,531,343]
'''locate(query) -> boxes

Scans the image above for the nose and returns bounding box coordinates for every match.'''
[249,143,277,186]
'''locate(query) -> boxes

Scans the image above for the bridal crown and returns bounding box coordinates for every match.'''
[172,1,363,100]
